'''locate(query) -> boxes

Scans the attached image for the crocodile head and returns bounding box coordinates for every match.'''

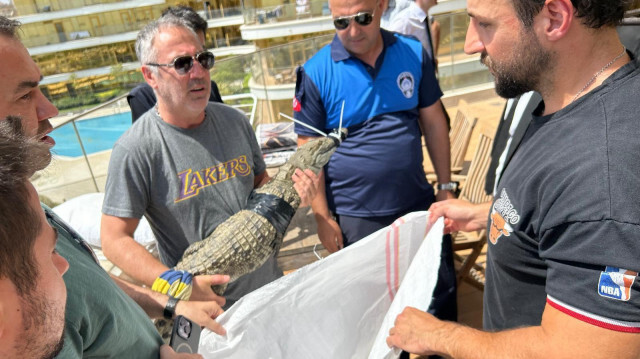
[290,128,348,174]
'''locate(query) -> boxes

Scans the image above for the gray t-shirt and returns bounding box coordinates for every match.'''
[103,102,280,305]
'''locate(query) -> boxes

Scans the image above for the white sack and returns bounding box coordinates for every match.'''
[199,212,444,359]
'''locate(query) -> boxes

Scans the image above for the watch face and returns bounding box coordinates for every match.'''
[438,182,457,191]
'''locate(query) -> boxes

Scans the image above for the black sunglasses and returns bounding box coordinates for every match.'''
[146,51,215,75]
[333,11,375,30]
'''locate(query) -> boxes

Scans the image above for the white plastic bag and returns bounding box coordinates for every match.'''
[200,212,444,359]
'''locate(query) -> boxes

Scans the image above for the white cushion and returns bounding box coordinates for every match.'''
[53,192,156,248]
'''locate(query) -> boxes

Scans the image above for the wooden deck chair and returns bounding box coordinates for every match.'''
[426,99,477,183]
[450,131,493,290]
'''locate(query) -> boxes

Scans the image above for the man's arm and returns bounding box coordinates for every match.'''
[297,135,343,253]
[111,275,227,335]
[428,199,492,233]
[419,102,453,201]
[254,170,270,188]
[387,303,640,358]
[101,214,167,285]
[100,214,220,302]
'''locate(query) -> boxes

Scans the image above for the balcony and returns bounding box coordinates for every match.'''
[13,0,166,24]
[240,1,333,40]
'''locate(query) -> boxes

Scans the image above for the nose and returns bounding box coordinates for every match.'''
[191,58,210,78]
[36,90,58,122]
[464,20,484,55]
[347,20,361,37]
[55,251,70,276]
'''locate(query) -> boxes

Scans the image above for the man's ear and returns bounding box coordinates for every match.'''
[141,65,158,89]
[539,0,573,42]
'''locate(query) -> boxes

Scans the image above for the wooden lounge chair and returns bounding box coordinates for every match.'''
[426,99,477,183]
[450,131,494,290]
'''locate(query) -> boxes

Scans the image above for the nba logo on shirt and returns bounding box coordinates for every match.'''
[597,266,637,301]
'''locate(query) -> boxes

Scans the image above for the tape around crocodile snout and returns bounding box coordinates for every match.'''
[246,192,296,236]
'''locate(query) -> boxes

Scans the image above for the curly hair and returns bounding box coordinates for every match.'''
[512,0,634,28]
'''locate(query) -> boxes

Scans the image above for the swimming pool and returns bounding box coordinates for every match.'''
[50,112,132,158]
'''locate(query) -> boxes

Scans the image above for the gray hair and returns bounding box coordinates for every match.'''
[0,16,20,38]
[135,16,197,68]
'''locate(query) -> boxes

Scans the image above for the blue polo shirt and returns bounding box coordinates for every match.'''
[293,29,442,217]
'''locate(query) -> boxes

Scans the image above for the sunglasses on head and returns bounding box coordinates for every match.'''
[146,51,215,75]
[333,11,375,30]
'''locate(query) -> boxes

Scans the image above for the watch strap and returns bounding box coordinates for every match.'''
[163,296,179,320]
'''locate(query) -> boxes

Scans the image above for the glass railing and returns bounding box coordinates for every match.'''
[243,0,330,25]
[433,11,493,92]
[210,9,492,94]
[242,35,332,87]
[206,35,249,50]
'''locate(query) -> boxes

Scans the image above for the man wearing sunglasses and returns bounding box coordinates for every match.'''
[293,0,457,342]
[0,15,228,359]
[127,6,224,123]
[101,17,319,311]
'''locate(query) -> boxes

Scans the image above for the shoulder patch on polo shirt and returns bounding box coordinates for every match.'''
[397,71,415,98]
[293,97,301,112]
[598,266,637,301]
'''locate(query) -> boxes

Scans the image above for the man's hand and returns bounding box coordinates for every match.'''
[175,300,226,335]
[159,344,203,358]
[292,168,320,207]
[190,274,229,304]
[386,307,443,356]
[428,199,491,234]
[316,215,343,253]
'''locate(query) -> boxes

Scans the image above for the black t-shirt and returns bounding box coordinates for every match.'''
[127,80,223,122]
[484,56,640,333]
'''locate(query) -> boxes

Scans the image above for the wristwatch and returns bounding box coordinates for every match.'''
[437,181,458,192]
[163,296,179,320]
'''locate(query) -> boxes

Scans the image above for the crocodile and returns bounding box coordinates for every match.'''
[155,129,347,340]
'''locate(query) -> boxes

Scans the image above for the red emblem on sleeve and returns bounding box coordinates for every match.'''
[292,97,301,112]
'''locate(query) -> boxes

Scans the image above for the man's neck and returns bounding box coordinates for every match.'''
[540,28,629,115]
[156,104,205,129]
[353,33,384,68]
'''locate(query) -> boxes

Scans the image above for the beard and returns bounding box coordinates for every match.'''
[482,30,552,99]
[15,291,66,359]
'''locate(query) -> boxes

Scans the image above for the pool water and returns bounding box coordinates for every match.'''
[50,112,132,157]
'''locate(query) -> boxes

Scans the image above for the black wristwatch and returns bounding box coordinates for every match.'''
[163,296,179,320]
[437,181,459,192]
